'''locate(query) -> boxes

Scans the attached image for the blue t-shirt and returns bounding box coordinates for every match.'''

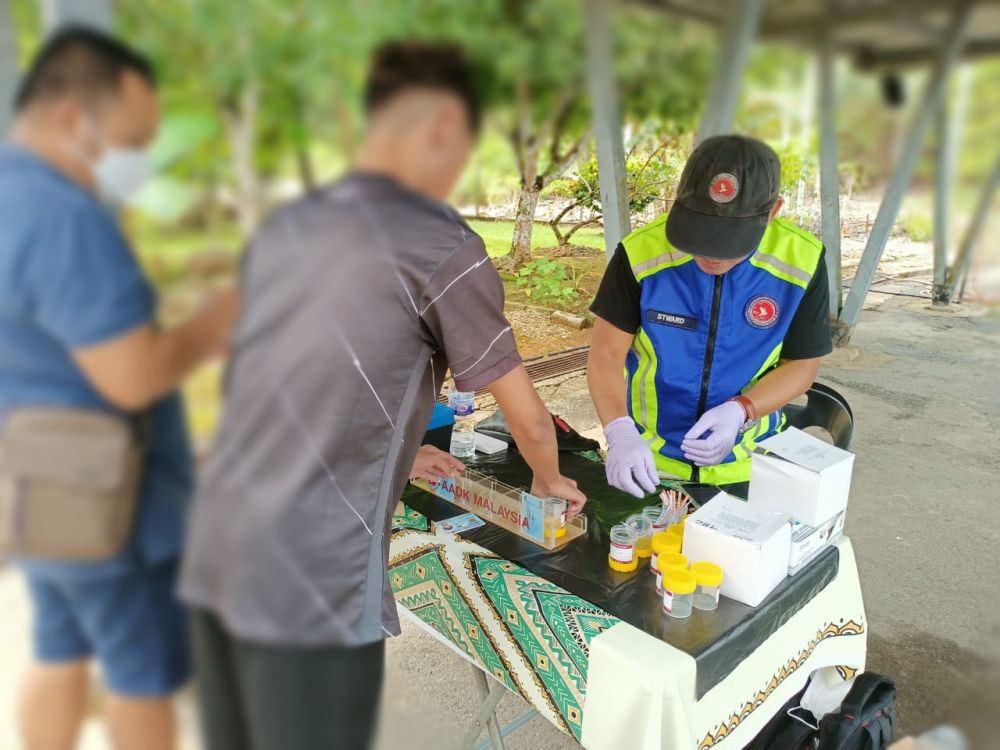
[0,144,193,580]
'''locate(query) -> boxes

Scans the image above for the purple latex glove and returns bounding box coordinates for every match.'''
[603,416,659,498]
[680,400,746,466]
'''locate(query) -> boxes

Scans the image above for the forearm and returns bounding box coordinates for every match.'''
[143,313,225,398]
[742,357,820,416]
[485,366,561,485]
[73,292,236,411]
[587,355,630,427]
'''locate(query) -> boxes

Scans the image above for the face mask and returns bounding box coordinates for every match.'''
[93,148,152,206]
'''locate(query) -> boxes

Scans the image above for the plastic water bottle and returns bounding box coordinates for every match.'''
[449,391,476,459]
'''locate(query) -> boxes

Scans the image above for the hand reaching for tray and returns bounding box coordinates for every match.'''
[410,445,465,482]
[531,475,587,519]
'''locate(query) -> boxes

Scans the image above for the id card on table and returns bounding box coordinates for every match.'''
[437,513,485,535]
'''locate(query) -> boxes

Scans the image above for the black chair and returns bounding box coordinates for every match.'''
[783,381,854,450]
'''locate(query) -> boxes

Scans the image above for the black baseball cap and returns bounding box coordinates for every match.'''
[665,135,781,260]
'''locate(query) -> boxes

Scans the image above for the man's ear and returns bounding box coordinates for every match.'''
[768,196,784,223]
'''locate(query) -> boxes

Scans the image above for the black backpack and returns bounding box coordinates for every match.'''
[746,672,896,750]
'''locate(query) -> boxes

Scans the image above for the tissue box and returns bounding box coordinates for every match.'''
[749,427,855,527]
[682,492,791,607]
[788,510,845,576]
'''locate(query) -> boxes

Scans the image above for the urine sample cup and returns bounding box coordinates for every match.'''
[691,562,724,611]
[608,523,638,572]
[643,505,669,534]
[661,569,697,619]
[649,532,682,576]
[655,552,688,594]
[543,498,568,541]
[666,523,684,538]
[627,514,653,559]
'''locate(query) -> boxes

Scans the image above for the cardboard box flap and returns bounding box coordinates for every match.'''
[756,427,853,473]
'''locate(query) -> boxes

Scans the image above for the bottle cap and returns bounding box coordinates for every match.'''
[659,552,689,573]
[651,532,682,556]
[691,561,724,587]
[661,569,697,595]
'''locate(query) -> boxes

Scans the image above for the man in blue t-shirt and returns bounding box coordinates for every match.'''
[1,28,237,749]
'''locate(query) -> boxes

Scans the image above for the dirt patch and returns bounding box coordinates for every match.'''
[506,306,592,358]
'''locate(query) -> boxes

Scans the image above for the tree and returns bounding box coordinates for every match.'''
[546,147,675,250]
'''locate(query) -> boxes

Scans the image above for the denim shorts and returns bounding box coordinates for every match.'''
[24,556,191,698]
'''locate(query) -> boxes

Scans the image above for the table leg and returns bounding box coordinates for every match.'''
[460,664,507,750]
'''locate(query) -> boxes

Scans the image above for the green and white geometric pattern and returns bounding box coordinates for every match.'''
[389,505,620,741]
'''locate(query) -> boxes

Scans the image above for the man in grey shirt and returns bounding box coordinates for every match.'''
[180,42,586,750]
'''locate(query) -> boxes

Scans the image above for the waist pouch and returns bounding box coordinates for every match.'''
[0,407,144,561]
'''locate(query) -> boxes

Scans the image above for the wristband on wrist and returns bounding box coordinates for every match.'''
[730,395,758,422]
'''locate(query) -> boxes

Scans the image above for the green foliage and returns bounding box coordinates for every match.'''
[900,212,932,243]
[515,257,578,305]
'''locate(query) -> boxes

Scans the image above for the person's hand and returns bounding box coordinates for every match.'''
[201,286,241,357]
[531,475,587,519]
[681,400,745,466]
[410,445,465,482]
[603,416,659,498]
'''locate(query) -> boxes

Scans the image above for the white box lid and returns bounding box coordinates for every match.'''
[690,492,791,546]
[756,427,853,473]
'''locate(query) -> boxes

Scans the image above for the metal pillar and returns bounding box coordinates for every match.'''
[931,95,954,304]
[40,0,113,31]
[817,28,842,316]
[943,155,1000,303]
[695,0,765,144]
[584,0,631,260]
[834,3,972,344]
[0,0,18,133]
[932,64,972,305]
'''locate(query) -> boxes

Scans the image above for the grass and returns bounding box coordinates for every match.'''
[466,219,605,258]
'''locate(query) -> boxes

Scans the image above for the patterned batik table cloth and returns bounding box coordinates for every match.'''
[389,502,866,749]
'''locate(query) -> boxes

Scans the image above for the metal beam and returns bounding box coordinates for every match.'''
[817,28,842,316]
[945,154,1000,302]
[40,0,113,31]
[762,0,977,39]
[696,0,765,144]
[834,3,973,344]
[853,39,1000,71]
[584,0,631,259]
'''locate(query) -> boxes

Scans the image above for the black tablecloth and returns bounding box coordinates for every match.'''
[401,450,839,699]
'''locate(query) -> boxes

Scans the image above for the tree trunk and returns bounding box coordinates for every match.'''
[511,184,540,267]
[223,77,261,238]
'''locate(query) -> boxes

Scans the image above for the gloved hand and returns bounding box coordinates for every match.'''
[603,416,659,499]
[681,400,746,467]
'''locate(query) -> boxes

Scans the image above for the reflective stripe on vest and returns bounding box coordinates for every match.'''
[621,215,823,486]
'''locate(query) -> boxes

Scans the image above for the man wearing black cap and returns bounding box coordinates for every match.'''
[587,135,832,496]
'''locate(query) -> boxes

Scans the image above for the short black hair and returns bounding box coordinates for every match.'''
[364,41,481,133]
[15,25,156,112]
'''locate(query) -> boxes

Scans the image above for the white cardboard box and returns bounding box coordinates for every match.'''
[682,492,792,607]
[788,509,845,576]
[748,427,855,527]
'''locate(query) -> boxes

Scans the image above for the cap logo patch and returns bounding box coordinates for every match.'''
[709,172,739,203]
[745,296,779,328]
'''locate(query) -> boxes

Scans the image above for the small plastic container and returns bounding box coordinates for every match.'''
[655,552,688,594]
[649,532,682,576]
[608,523,638,572]
[643,505,669,534]
[627,514,654,559]
[661,569,697,619]
[691,561,724,611]
[666,522,685,538]
[543,497,568,541]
